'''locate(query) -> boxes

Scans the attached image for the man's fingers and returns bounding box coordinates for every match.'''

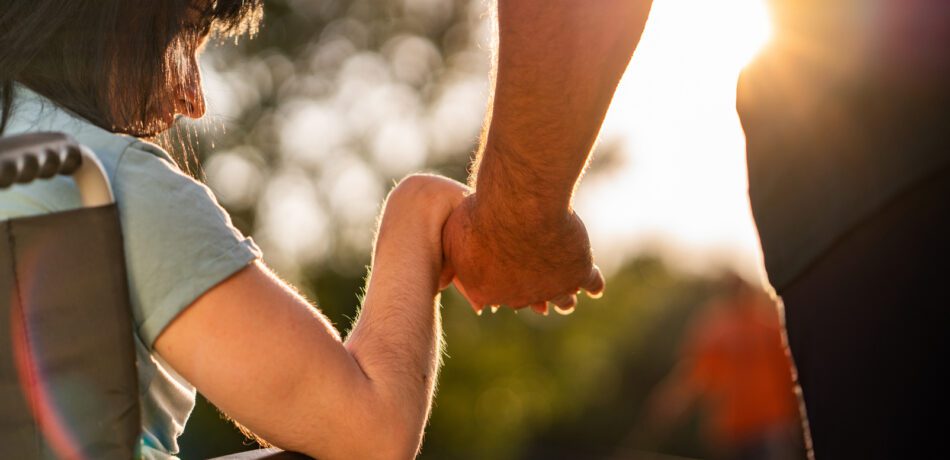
[551,294,577,315]
[582,264,606,299]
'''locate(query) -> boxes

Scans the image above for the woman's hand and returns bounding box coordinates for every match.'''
[373,174,470,294]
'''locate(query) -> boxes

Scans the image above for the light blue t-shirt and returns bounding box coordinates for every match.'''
[0,86,262,459]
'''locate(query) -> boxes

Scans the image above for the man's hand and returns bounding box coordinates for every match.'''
[439,0,649,315]
[442,193,605,315]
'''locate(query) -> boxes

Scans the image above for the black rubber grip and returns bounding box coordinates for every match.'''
[0,132,84,189]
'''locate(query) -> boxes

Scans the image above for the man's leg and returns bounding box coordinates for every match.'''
[780,167,950,459]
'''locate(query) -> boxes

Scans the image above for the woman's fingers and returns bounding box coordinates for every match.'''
[453,281,485,315]
[530,302,549,316]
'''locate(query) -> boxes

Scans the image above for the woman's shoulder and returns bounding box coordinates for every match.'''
[113,139,217,207]
[120,138,177,166]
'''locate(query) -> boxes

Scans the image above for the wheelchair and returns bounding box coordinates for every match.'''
[1,133,304,459]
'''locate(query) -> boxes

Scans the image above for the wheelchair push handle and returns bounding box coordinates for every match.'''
[0,132,114,207]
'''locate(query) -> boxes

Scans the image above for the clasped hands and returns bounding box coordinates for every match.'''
[439,187,605,316]
[387,174,604,316]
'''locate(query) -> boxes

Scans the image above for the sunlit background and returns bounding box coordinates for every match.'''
[195,0,773,284]
[584,0,772,280]
[173,1,802,459]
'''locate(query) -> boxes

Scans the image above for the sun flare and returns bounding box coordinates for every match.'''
[721,0,774,69]
[583,0,776,278]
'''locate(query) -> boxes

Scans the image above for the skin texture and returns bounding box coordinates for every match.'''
[442,0,654,314]
[156,174,468,459]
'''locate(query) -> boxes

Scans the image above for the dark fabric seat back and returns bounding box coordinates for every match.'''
[0,133,139,459]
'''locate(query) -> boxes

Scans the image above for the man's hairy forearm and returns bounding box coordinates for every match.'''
[474,0,652,219]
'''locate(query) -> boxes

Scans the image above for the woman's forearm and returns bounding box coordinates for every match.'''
[343,258,442,456]
[343,263,441,457]
[342,176,458,458]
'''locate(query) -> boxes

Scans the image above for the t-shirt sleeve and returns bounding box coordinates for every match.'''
[114,143,262,349]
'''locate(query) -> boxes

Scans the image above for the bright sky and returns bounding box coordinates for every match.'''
[576,0,773,281]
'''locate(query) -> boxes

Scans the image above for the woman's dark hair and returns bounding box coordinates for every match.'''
[0,0,263,137]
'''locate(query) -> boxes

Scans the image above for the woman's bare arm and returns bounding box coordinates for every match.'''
[155,175,467,460]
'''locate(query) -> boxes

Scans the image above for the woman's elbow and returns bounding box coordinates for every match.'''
[356,398,426,459]
[312,421,422,460]
[296,392,425,459]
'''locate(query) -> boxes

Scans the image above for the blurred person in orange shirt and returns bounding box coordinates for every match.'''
[647,275,804,460]
[645,275,802,460]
